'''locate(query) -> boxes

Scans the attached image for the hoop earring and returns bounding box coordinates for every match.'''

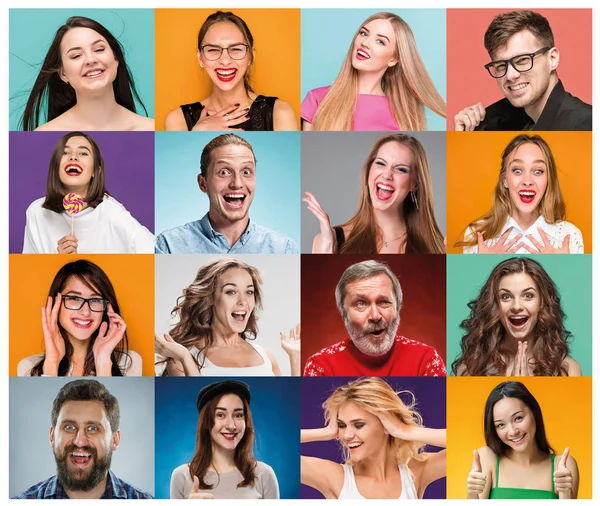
[410,190,419,211]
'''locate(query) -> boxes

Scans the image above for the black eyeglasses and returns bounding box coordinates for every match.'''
[200,44,249,61]
[62,295,108,312]
[484,47,551,78]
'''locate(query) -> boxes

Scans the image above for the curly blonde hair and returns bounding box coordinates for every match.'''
[323,377,427,465]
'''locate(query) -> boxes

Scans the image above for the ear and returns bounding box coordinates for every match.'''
[388,59,398,68]
[111,429,121,451]
[503,176,508,189]
[49,426,55,446]
[548,47,559,72]
[198,173,208,193]
[59,68,69,84]
[197,48,204,68]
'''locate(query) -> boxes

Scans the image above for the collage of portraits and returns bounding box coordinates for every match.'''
[6,5,593,501]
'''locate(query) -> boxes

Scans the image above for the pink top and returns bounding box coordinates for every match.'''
[301,86,400,131]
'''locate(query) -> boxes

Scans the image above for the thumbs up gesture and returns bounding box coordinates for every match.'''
[554,448,573,499]
[188,475,216,499]
[467,450,486,499]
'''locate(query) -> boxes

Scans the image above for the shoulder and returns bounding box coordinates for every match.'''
[165,107,188,131]
[255,461,276,479]
[301,86,331,121]
[18,354,44,376]
[563,356,582,376]
[477,446,496,472]
[171,463,190,480]
[35,114,69,131]
[303,341,349,376]
[272,98,298,130]
[111,473,154,499]
[252,224,298,253]
[26,197,46,214]
[122,350,143,376]
[127,111,154,131]
[156,220,204,252]
[304,86,331,102]
[11,476,56,499]
[396,335,437,352]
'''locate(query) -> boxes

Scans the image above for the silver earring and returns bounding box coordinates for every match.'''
[410,190,419,211]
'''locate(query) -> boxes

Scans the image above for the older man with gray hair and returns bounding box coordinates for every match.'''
[303,260,446,376]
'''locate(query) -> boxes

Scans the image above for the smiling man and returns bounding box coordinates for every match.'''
[303,260,446,377]
[155,134,297,254]
[454,10,591,131]
[13,380,152,499]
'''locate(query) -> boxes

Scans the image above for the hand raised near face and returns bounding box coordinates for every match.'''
[522,229,570,254]
[510,341,532,376]
[188,475,216,499]
[454,102,486,131]
[467,450,486,499]
[554,448,574,499]
[376,411,417,441]
[56,234,78,254]
[477,228,523,254]
[191,104,249,131]
[154,332,192,363]
[303,192,335,253]
[280,323,300,357]
[41,294,66,374]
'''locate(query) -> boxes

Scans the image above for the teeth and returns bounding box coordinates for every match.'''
[85,70,103,77]
[232,312,246,316]
[376,183,394,191]
[73,319,91,325]
[357,49,370,58]
[519,191,535,196]
[348,443,362,448]
[225,194,244,198]
[216,69,236,76]
[511,83,528,90]
[72,452,91,457]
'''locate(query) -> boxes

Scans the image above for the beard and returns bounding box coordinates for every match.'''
[54,444,112,492]
[345,313,400,356]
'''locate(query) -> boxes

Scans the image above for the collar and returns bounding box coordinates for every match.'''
[502,215,547,235]
[346,335,397,367]
[199,213,255,246]
[49,470,122,499]
[529,79,567,130]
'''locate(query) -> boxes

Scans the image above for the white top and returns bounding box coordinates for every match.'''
[191,341,275,377]
[463,216,584,254]
[338,462,418,499]
[17,350,142,376]
[23,195,155,253]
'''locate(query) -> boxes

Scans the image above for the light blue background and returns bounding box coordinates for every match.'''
[9,9,155,130]
[301,9,446,131]
[154,132,301,244]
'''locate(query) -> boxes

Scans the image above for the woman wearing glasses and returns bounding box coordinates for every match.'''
[164,11,298,131]
[17,259,141,376]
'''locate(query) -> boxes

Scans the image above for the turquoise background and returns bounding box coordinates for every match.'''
[9,9,155,130]
[154,132,301,245]
[447,255,592,376]
[300,8,446,131]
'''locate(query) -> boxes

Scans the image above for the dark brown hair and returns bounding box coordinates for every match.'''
[199,133,256,178]
[484,10,554,58]
[189,393,257,489]
[484,381,554,457]
[21,16,148,131]
[452,257,571,376]
[42,131,108,212]
[197,11,255,94]
[30,260,130,377]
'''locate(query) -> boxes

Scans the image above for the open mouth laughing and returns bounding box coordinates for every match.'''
[518,190,536,204]
[375,183,395,201]
[83,68,105,79]
[215,68,238,83]
[65,164,83,176]
[508,315,529,329]
[356,48,370,61]
[222,193,247,209]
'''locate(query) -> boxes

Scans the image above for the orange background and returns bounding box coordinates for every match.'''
[9,254,155,376]
[446,131,592,253]
[154,8,301,130]
[446,377,592,498]
[446,9,592,129]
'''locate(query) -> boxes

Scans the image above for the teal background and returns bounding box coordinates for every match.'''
[9,9,154,130]
[154,132,301,244]
[447,255,592,376]
[300,8,446,131]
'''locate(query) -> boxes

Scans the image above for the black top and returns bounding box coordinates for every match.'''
[180,95,278,131]
[475,80,592,131]
[334,226,345,249]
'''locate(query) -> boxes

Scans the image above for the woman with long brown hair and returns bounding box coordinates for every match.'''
[303,133,444,254]
[452,257,581,376]
[455,134,583,254]
[154,258,300,376]
[170,380,280,499]
[301,11,445,131]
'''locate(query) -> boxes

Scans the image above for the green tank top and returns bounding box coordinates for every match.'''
[489,453,558,499]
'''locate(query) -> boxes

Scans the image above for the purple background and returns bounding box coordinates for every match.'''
[9,131,155,253]
[301,376,446,499]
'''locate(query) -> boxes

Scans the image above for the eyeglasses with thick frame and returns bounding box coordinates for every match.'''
[200,44,250,61]
[62,295,108,312]
[484,47,551,78]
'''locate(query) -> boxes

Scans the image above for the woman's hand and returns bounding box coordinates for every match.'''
[554,448,574,499]
[301,409,339,443]
[56,234,78,254]
[155,332,193,363]
[41,294,66,375]
[510,341,532,376]
[467,450,486,499]
[281,324,301,376]
[303,192,335,253]
[376,411,417,440]
[477,228,523,254]
[522,229,570,254]
[188,476,215,499]
[93,303,126,376]
[192,104,249,131]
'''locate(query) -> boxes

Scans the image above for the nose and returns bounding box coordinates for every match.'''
[229,171,243,188]
[218,48,232,65]
[69,151,78,161]
[73,429,89,447]
[367,303,382,322]
[507,423,520,437]
[505,62,521,81]
[510,297,524,312]
[342,427,355,442]
[84,50,98,66]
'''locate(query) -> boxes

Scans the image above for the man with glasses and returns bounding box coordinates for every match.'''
[454,10,591,131]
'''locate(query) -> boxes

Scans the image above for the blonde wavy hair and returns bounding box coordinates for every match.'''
[456,134,566,248]
[323,377,427,465]
[311,12,446,131]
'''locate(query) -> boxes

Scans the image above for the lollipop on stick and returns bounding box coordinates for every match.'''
[62,193,84,236]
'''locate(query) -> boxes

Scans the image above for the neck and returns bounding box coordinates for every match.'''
[354,445,398,481]
[68,337,91,363]
[357,71,386,95]
[208,84,252,112]
[210,445,237,473]
[69,88,122,129]
[504,336,534,354]
[207,210,249,248]
[524,75,558,123]
[505,445,546,466]
[63,475,108,499]
[211,323,243,346]
[374,208,407,238]
[511,209,539,231]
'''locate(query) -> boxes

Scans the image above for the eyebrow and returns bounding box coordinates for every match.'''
[510,158,547,165]
[66,39,106,54]
[64,145,91,152]
[337,418,366,423]
[221,283,254,289]
[360,26,390,43]
[498,287,536,292]
[63,290,103,297]
[215,407,245,412]
[61,418,104,426]
[494,410,525,423]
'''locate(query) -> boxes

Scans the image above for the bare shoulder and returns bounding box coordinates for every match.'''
[34,114,70,131]
[164,107,187,131]
[301,456,344,499]
[124,350,143,376]
[127,110,155,131]
[563,356,582,376]
[273,98,298,131]
[477,446,496,470]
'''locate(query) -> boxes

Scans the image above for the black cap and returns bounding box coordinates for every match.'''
[196,380,251,413]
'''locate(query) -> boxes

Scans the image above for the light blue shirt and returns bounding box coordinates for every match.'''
[155,213,298,254]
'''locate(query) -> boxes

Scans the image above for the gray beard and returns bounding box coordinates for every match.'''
[345,313,400,357]
[54,444,112,492]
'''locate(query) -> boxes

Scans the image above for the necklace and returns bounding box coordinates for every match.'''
[383,231,407,248]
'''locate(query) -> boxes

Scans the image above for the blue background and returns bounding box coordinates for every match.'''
[154,132,301,244]
[9,9,155,130]
[300,9,447,131]
[154,377,301,499]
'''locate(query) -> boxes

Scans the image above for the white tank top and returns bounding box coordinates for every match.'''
[191,341,275,376]
[338,462,418,499]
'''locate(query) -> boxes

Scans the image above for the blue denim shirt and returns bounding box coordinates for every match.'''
[12,470,153,499]
[155,213,298,254]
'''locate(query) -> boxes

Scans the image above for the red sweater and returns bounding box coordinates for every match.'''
[303,335,446,377]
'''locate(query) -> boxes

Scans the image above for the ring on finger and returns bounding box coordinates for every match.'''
[225,113,230,121]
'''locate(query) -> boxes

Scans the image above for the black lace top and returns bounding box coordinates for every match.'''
[180,95,278,131]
